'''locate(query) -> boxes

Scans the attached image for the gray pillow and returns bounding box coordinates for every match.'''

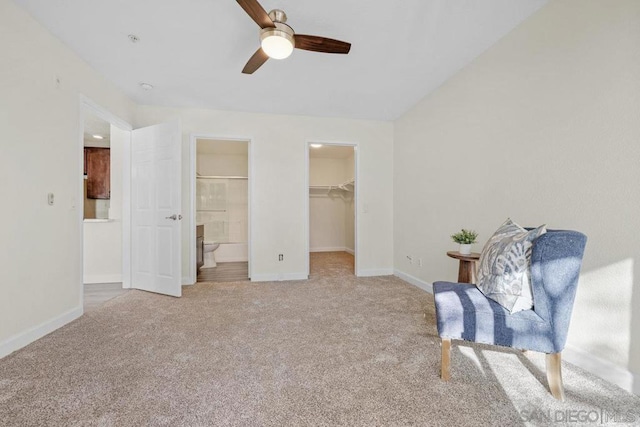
[476,219,547,313]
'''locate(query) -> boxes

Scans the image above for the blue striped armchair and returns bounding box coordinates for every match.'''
[432,229,587,400]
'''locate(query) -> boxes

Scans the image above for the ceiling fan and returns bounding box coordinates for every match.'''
[235,0,352,74]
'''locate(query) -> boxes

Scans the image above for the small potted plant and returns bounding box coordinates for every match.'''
[451,229,478,255]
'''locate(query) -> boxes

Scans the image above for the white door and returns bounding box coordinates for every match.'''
[131,121,182,297]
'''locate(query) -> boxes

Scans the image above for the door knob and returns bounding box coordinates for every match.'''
[165,214,182,220]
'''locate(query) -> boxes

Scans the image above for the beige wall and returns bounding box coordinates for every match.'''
[0,0,135,352]
[394,0,640,379]
[197,152,248,177]
[310,157,350,185]
[134,106,394,280]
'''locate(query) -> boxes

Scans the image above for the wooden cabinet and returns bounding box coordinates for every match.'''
[196,225,204,270]
[84,147,110,199]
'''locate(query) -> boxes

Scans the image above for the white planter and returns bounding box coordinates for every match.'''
[459,244,472,255]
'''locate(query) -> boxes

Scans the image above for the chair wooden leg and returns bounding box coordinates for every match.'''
[546,352,565,401]
[441,338,451,381]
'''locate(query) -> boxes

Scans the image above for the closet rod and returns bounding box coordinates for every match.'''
[309,184,354,192]
[197,176,248,180]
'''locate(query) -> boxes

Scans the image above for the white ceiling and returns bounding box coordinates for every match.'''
[13,0,546,121]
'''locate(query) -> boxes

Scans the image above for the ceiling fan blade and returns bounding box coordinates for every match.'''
[294,35,351,54]
[242,48,269,74]
[236,0,275,29]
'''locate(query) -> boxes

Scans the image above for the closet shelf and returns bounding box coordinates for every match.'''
[197,176,248,180]
[309,178,355,194]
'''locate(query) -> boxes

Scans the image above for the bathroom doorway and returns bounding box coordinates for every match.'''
[194,138,250,283]
[306,143,357,277]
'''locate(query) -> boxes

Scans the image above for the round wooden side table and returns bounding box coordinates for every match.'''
[446,251,481,284]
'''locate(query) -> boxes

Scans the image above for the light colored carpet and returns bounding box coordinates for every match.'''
[1,275,639,426]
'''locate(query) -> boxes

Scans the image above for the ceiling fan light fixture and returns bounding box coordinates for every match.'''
[237,2,351,74]
[260,24,294,60]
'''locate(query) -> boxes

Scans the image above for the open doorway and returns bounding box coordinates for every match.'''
[195,139,250,283]
[80,106,130,310]
[307,143,357,277]
[80,99,183,303]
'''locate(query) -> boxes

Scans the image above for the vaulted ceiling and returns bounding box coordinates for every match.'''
[13,0,547,120]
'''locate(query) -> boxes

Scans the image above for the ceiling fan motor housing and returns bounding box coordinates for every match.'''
[260,22,295,43]
[268,9,287,23]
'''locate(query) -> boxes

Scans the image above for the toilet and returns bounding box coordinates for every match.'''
[202,242,220,268]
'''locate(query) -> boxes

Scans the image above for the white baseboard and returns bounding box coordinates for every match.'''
[215,256,249,263]
[0,306,83,359]
[309,247,355,255]
[357,268,394,277]
[83,274,122,284]
[394,269,433,293]
[250,272,308,282]
[310,247,349,253]
[564,344,639,396]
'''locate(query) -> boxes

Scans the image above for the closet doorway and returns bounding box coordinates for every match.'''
[306,143,357,277]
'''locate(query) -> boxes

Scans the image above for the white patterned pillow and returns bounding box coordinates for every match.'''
[476,219,547,313]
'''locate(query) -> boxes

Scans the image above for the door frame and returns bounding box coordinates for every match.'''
[304,140,360,277]
[78,95,133,309]
[188,134,254,284]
